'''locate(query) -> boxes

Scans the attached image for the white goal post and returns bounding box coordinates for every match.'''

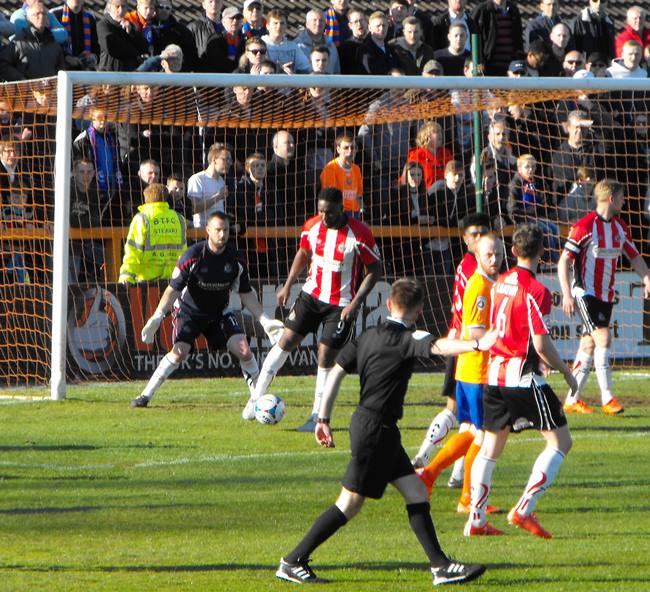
[50,71,650,400]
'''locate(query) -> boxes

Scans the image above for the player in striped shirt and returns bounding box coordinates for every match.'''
[465,224,577,539]
[243,187,382,429]
[559,180,650,415]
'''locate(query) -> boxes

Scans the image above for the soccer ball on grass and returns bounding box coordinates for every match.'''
[254,394,286,425]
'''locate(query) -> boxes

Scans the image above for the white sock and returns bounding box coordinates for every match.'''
[252,345,290,401]
[240,356,260,398]
[594,346,613,405]
[565,349,593,404]
[513,447,565,517]
[311,366,331,415]
[141,354,179,400]
[469,455,496,528]
[414,408,457,465]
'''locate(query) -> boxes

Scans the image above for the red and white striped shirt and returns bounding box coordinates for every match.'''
[448,252,477,338]
[300,215,380,306]
[563,211,639,303]
[488,267,551,387]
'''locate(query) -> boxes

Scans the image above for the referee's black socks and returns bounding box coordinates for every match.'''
[285,505,348,564]
[406,502,447,567]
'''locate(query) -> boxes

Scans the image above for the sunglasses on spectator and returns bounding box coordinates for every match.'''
[566,60,583,65]
[249,48,267,55]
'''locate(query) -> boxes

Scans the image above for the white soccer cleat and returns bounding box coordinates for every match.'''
[242,397,257,421]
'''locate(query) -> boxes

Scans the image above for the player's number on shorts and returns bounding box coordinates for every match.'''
[494,297,509,338]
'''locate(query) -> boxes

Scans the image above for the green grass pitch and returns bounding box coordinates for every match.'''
[1,372,649,591]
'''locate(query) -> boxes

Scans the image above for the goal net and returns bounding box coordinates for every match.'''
[0,73,648,395]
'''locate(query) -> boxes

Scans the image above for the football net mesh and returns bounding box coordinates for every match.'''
[1,77,649,387]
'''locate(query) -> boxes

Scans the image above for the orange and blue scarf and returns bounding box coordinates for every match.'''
[60,3,92,55]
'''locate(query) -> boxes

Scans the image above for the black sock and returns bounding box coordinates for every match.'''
[284,505,348,564]
[406,502,447,568]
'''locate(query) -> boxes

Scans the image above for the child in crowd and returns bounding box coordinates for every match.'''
[558,166,594,224]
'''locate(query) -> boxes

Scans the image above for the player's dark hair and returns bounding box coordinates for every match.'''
[390,279,424,311]
[512,223,544,259]
[207,211,230,225]
[318,187,343,205]
[461,212,490,231]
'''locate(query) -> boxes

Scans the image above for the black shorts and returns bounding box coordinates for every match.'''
[285,292,354,349]
[574,293,614,335]
[172,306,243,350]
[483,378,567,433]
[342,407,414,499]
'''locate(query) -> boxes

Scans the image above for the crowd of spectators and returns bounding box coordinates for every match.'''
[1,0,649,285]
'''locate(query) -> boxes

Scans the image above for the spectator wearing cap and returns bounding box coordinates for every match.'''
[356,11,399,75]
[526,38,547,75]
[539,22,570,76]
[471,0,523,76]
[430,0,477,52]
[137,43,183,72]
[152,0,197,71]
[295,9,341,74]
[586,51,608,76]
[338,9,366,74]
[51,0,100,70]
[188,0,230,73]
[221,6,245,69]
[262,9,310,74]
[242,0,267,39]
[607,39,647,79]
[615,6,650,59]
[570,0,614,61]
[524,0,561,51]
[433,22,470,76]
[97,0,149,72]
[422,58,443,76]
[10,0,67,45]
[389,16,434,75]
[324,0,351,47]
[386,0,409,41]
[507,59,527,77]
[0,1,66,80]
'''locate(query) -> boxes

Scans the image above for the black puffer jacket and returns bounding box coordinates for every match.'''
[0,25,65,81]
[97,13,148,72]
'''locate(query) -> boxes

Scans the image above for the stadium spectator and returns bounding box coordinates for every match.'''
[386,0,409,41]
[309,45,331,74]
[356,11,399,75]
[524,0,560,51]
[51,0,100,71]
[119,183,186,284]
[338,9,366,74]
[430,0,475,52]
[0,141,23,202]
[472,0,523,76]
[262,9,310,74]
[505,103,551,170]
[324,0,351,47]
[0,99,31,143]
[389,17,434,75]
[187,144,227,229]
[235,36,267,73]
[10,0,67,45]
[607,40,647,78]
[97,0,148,72]
[188,0,229,72]
[241,0,267,39]
[132,211,284,408]
[586,50,609,76]
[150,0,196,71]
[422,58,443,76]
[560,180,650,416]
[1,188,33,284]
[137,43,183,72]
[124,0,155,55]
[295,10,341,74]
[507,58,527,77]
[245,186,382,432]
[562,50,586,77]
[166,173,188,218]
[556,165,594,224]
[539,22,571,76]
[0,12,15,42]
[525,38,548,76]
[401,0,435,47]
[220,6,245,70]
[570,0,615,61]
[0,2,65,81]
[507,154,560,263]
[615,6,650,59]
[69,159,106,283]
[433,22,470,76]
[407,121,453,192]
[320,135,363,217]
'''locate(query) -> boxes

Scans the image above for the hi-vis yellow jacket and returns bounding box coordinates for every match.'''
[118,201,187,284]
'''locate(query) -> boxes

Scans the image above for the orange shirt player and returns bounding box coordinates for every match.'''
[320,134,363,217]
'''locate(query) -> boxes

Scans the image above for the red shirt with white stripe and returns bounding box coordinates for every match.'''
[563,211,639,303]
[488,266,551,387]
[448,252,478,338]
[300,215,381,307]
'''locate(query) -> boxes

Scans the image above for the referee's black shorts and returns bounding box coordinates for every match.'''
[285,292,354,349]
[574,292,614,335]
[342,406,414,499]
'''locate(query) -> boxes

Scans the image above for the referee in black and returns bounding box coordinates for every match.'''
[276,279,494,587]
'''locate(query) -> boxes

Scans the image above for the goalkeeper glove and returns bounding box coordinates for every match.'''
[260,314,284,345]
[141,310,165,344]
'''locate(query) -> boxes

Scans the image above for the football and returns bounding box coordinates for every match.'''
[254,394,286,425]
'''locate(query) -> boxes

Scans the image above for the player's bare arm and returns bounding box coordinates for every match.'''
[277,248,311,307]
[315,363,348,448]
[557,251,575,316]
[629,255,650,298]
[432,329,497,357]
[532,333,578,394]
[340,261,382,321]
